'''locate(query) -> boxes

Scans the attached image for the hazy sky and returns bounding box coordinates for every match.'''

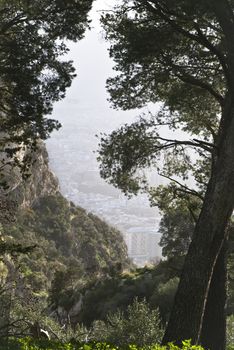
[47,0,165,199]
[46,0,161,235]
[49,0,153,132]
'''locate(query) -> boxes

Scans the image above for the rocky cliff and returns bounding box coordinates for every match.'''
[2,140,59,208]
[0,142,130,323]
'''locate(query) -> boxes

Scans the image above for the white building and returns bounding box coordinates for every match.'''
[124,231,161,266]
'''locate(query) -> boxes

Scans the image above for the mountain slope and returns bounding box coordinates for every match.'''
[1,142,130,307]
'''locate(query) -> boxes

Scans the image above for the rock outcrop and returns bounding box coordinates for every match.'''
[0,141,130,327]
[3,140,59,209]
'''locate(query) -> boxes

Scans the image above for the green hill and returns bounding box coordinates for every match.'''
[0,142,130,330]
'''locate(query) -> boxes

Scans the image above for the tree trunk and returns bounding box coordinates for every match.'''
[200,241,227,350]
[162,98,234,345]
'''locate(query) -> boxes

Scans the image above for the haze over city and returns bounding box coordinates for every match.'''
[46,0,162,265]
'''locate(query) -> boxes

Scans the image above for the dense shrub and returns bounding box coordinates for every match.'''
[227,315,234,347]
[90,299,163,346]
[0,338,206,350]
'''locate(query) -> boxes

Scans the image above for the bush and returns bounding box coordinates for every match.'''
[227,315,234,348]
[90,298,163,346]
[0,338,206,350]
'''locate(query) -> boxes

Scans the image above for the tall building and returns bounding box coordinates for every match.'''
[124,231,161,266]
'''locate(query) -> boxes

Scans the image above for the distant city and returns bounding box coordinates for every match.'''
[46,1,162,265]
[47,106,162,266]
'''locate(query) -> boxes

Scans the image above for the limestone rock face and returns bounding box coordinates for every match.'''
[1,141,59,210]
[20,142,59,207]
[1,141,129,273]
[0,141,131,328]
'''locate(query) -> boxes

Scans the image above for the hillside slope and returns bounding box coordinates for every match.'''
[0,142,130,323]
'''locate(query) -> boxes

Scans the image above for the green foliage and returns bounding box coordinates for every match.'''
[0,338,206,350]
[3,194,129,294]
[77,262,180,327]
[227,315,234,348]
[0,0,93,156]
[1,193,130,332]
[101,1,223,116]
[0,241,36,256]
[99,5,229,343]
[97,112,210,205]
[158,201,234,320]
[159,205,195,259]
[150,278,179,324]
[97,0,222,203]
[90,299,163,346]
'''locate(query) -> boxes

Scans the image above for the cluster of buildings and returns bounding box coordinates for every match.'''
[124,231,161,266]
[46,108,162,266]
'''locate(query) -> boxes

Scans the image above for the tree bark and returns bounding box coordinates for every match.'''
[200,241,227,350]
[162,2,234,345]
[162,97,234,345]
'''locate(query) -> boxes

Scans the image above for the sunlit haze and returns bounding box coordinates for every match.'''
[46,0,162,265]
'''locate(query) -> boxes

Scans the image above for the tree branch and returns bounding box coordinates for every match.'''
[154,136,215,153]
[158,172,204,200]
[141,0,230,89]
[187,205,199,224]
[164,58,224,105]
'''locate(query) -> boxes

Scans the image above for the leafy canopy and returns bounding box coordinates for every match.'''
[0,0,93,158]
[98,0,227,210]
[91,298,163,346]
